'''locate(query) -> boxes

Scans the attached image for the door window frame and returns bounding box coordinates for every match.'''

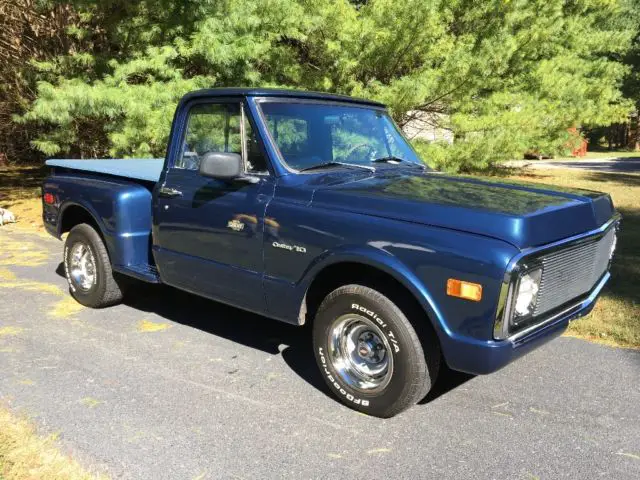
[170,97,273,177]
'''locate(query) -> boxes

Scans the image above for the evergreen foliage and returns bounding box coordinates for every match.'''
[6,0,640,171]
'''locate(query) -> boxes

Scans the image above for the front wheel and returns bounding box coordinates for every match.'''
[313,284,440,418]
[64,223,123,308]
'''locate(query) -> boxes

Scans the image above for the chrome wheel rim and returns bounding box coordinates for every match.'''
[69,242,96,291]
[328,314,393,393]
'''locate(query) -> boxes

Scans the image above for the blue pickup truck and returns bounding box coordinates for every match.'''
[43,88,619,417]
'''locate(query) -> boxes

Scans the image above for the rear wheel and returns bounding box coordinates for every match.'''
[63,223,123,308]
[312,284,440,418]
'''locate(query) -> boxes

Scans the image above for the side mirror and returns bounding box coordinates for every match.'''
[199,152,243,180]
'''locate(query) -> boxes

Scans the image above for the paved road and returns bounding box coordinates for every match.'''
[1,228,639,480]
[511,157,640,174]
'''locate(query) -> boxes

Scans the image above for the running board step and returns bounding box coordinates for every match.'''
[114,263,161,283]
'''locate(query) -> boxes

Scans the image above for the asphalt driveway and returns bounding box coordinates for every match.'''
[1,228,639,479]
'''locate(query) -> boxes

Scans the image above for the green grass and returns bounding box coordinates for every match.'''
[508,168,640,349]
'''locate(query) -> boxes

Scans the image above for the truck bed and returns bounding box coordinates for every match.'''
[46,158,164,183]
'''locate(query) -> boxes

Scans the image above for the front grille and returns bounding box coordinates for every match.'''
[533,227,615,316]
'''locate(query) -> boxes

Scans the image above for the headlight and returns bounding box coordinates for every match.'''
[494,264,544,340]
[512,267,542,324]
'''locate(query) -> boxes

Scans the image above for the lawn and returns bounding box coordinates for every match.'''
[0,166,47,232]
[552,149,640,161]
[0,406,105,479]
[1,165,638,348]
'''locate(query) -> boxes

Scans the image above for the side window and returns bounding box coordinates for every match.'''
[176,103,242,170]
[244,117,268,174]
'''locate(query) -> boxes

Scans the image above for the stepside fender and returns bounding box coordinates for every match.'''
[47,175,153,267]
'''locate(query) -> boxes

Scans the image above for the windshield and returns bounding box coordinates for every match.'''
[258,101,425,171]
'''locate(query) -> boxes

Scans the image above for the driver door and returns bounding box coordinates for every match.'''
[153,100,273,312]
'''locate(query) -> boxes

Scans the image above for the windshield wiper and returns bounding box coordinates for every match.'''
[299,161,376,173]
[371,156,426,169]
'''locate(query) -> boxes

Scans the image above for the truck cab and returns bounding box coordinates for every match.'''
[43,88,619,417]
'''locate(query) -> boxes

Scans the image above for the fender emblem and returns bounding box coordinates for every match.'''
[227,219,245,232]
[272,241,306,253]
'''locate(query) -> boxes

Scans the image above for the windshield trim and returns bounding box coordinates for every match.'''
[254,97,416,175]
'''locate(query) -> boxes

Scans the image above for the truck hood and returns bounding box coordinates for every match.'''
[308,169,615,249]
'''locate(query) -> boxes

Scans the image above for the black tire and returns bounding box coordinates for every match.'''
[313,284,440,418]
[63,223,123,308]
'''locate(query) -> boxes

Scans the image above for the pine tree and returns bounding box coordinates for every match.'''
[13,0,640,171]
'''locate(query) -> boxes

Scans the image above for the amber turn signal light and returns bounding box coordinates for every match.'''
[447,278,482,302]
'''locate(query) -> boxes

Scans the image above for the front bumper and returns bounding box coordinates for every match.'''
[441,271,610,375]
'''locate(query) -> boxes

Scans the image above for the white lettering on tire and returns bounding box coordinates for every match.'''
[318,347,369,407]
[63,246,76,293]
[350,303,401,353]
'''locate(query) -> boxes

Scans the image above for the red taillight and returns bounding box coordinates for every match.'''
[43,193,56,205]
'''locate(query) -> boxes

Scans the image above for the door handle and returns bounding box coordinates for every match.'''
[158,187,182,198]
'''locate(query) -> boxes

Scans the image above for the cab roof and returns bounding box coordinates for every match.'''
[181,88,386,108]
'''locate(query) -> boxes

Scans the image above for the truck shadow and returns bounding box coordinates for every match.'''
[56,263,473,408]
[418,366,474,405]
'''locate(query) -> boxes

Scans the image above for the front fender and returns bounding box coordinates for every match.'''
[262,199,519,373]
[296,245,448,336]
